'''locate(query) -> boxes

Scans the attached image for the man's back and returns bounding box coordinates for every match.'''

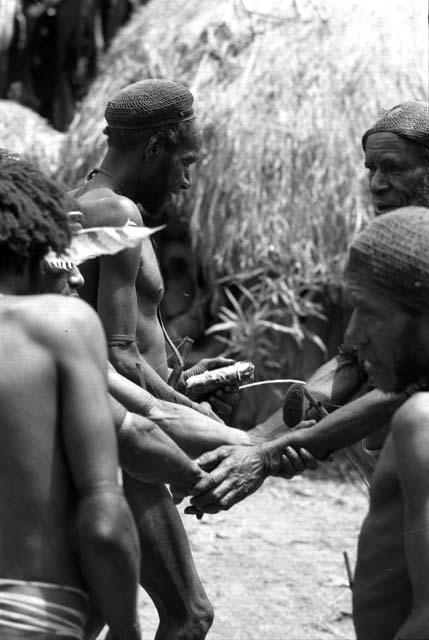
[0,294,84,587]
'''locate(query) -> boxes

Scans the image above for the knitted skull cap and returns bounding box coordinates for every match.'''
[105,79,195,130]
[345,206,429,313]
[362,101,429,150]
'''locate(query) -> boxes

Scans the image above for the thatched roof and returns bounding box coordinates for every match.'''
[58,0,427,290]
[0,99,64,175]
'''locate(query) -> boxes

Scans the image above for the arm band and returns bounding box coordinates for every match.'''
[107,334,135,347]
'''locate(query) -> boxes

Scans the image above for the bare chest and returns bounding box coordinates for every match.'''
[136,239,164,309]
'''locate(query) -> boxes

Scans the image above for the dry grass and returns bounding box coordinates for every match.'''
[58,0,427,375]
[0,99,64,175]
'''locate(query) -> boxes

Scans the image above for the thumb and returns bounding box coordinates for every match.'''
[294,419,316,431]
[205,357,235,370]
[196,447,227,471]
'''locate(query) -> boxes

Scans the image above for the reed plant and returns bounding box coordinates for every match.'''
[58,0,427,378]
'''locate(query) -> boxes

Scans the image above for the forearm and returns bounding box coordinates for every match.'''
[252,350,367,441]
[75,491,141,640]
[260,388,405,473]
[118,412,203,485]
[108,365,201,415]
[147,401,250,458]
[109,366,248,455]
[109,343,200,408]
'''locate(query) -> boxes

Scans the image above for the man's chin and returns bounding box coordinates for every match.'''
[366,363,396,393]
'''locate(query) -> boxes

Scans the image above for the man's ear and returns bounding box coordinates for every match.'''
[145,134,162,161]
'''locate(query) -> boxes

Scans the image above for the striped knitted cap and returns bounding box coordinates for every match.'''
[105,79,194,130]
[362,101,429,150]
[345,207,429,312]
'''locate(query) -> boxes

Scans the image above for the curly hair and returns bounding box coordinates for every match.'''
[0,153,71,272]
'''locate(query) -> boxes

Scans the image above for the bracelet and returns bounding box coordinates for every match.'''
[107,334,135,347]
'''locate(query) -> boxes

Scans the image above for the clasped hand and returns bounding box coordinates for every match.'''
[171,421,320,515]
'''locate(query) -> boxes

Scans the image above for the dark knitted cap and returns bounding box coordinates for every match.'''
[345,206,429,313]
[362,101,429,150]
[105,79,195,130]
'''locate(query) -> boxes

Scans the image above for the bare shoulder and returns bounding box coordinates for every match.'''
[22,295,105,356]
[72,189,143,228]
[391,392,429,467]
[392,392,429,432]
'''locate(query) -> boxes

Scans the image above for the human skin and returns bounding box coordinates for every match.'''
[42,258,220,640]
[68,120,216,639]
[176,130,429,510]
[179,285,429,639]
[108,365,252,458]
[0,292,141,640]
[345,283,429,639]
[245,130,429,468]
[353,394,429,639]
[176,280,418,513]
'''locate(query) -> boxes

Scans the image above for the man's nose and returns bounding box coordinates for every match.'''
[181,167,191,190]
[68,267,85,291]
[68,210,84,233]
[369,168,389,195]
[344,309,367,348]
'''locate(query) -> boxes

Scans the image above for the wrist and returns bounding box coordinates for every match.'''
[258,443,274,478]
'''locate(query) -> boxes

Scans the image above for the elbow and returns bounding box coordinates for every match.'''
[76,495,140,562]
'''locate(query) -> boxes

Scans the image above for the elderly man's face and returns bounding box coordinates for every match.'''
[365,132,428,215]
[345,280,427,393]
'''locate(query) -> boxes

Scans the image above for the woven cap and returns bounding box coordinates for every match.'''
[105,79,194,130]
[362,101,429,150]
[345,206,429,313]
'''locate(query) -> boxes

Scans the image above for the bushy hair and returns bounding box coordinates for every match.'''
[0,153,71,271]
[103,119,193,151]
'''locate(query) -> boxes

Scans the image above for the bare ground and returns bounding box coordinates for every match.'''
[135,461,368,640]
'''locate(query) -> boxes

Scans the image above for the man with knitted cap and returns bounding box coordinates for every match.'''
[252,100,429,472]
[70,78,235,640]
[343,206,429,640]
[174,102,429,516]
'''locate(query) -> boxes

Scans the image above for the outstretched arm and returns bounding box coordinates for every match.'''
[175,388,405,514]
[109,396,208,493]
[250,345,366,441]
[260,387,404,472]
[392,394,429,639]
[108,367,251,458]
[54,298,141,640]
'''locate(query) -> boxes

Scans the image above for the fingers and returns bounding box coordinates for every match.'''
[197,401,224,423]
[195,446,228,470]
[190,479,232,509]
[297,447,318,470]
[280,446,318,478]
[203,357,236,370]
[215,386,240,405]
[208,395,234,419]
[294,419,316,431]
[184,505,205,519]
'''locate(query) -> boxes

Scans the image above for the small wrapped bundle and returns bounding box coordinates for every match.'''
[185,361,255,396]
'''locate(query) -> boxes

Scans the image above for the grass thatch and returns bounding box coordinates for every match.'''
[58,0,427,378]
[0,99,64,175]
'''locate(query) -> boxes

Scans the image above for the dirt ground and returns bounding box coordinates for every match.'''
[134,460,368,640]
